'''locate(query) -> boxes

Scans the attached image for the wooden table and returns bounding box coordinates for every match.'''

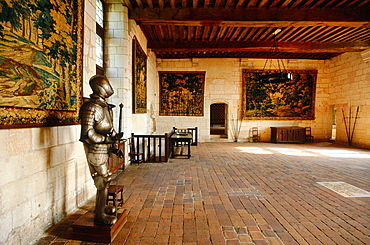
[170,133,193,158]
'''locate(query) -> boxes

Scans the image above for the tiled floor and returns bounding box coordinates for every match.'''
[34,142,370,244]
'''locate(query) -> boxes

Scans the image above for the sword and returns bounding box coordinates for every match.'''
[112,103,124,158]
[118,103,124,134]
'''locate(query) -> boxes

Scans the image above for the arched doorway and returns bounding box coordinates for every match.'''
[210,103,228,137]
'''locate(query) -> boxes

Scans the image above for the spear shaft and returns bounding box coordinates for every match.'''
[349,107,352,145]
[350,106,359,145]
[342,108,350,145]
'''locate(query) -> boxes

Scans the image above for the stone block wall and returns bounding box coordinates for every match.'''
[326,51,370,148]
[105,1,131,136]
[154,58,332,143]
[0,126,93,245]
[105,1,154,138]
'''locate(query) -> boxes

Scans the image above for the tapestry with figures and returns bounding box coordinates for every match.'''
[159,71,205,116]
[243,69,317,120]
[0,0,83,127]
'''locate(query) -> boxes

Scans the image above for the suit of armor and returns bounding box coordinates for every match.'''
[80,75,119,225]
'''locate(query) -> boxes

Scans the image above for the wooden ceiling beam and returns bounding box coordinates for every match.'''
[154,51,340,60]
[136,19,370,29]
[147,40,370,53]
[130,8,370,27]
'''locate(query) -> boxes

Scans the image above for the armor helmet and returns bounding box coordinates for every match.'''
[89,75,114,98]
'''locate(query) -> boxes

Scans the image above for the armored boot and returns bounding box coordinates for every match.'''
[94,187,117,225]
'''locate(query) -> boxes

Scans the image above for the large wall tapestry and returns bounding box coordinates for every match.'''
[132,37,147,113]
[0,0,83,128]
[243,69,317,120]
[159,71,205,116]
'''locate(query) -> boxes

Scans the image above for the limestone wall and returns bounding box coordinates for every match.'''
[105,1,154,137]
[155,58,333,143]
[105,1,131,137]
[325,51,370,148]
[0,126,94,245]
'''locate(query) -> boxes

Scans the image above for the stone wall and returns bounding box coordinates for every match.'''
[0,126,93,245]
[155,58,333,143]
[326,51,370,148]
[104,1,155,142]
[105,1,131,137]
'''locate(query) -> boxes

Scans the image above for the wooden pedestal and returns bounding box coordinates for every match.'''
[71,208,128,243]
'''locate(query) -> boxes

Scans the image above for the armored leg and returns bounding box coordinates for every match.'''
[94,188,117,225]
[85,144,117,225]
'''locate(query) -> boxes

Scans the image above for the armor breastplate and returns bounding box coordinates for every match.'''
[94,105,114,135]
[80,97,114,144]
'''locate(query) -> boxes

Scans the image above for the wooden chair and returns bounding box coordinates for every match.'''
[107,185,124,207]
[251,127,260,142]
[173,127,198,146]
[305,127,314,143]
[173,127,191,147]
[128,137,143,164]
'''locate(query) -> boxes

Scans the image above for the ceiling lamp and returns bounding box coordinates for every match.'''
[259,29,292,84]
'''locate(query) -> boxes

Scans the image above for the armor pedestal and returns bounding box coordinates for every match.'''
[71,208,128,243]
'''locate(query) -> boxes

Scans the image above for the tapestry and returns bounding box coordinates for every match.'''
[0,0,83,127]
[132,37,147,113]
[243,69,317,120]
[159,71,205,116]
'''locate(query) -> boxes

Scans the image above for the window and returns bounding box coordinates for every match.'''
[96,0,104,75]
[96,35,104,67]
[96,0,104,27]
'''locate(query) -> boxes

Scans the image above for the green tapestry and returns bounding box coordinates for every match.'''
[0,0,83,127]
[132,37,147,113]
[243,69,317,120]
[159,71,205,116]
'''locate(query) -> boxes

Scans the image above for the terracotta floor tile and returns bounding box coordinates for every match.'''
[34,142,370,245]
[168,236,182,245]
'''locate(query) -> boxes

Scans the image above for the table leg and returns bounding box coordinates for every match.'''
[188,140,191,158]
[171,140,174,158]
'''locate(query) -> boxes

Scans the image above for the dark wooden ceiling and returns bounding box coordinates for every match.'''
[123,0,370,60]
